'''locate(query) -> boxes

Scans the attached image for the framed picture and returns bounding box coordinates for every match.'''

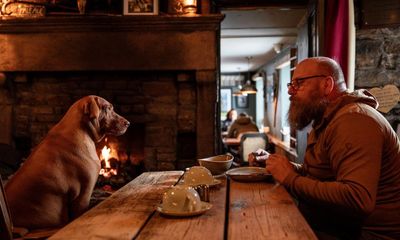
[266,74,274,103]
[124,0,159,15]
[236,95,248,108]
[221,88,232,113]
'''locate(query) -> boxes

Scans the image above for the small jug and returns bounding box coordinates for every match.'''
[193,184,210,202]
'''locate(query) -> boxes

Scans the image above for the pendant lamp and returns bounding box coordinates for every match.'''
[232,68,244,96]
[241,57,257,94]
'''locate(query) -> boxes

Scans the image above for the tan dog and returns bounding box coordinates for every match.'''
[5,95,130,230]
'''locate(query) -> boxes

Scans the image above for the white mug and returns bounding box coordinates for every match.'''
[184,166,214,186]
[162,185,201,213]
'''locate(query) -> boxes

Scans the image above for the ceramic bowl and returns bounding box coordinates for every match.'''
[183,166,214,186]
[198,154,234,175]
[161,185,202,213]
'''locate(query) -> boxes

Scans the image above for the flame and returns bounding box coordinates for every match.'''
[101,145,111,168]
[99,145,118,178]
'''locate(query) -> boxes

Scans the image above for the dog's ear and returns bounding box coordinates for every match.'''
[84,97,100,120]
[84,96,105,142]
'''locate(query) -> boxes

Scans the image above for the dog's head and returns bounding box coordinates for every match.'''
[83,96,130,142]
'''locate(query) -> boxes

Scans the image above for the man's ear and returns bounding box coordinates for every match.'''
[84,97,100,120]
[324,76,334,96]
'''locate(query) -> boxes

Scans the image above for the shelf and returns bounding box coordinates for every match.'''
[0,13,224,72]
[0,14,225,33]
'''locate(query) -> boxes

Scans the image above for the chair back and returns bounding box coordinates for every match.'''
[0,176,13,240]
[240,133,268,163]
[0,175,58,240]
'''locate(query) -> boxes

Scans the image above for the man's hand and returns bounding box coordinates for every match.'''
[265,154,295,183]
[248,149,269,167]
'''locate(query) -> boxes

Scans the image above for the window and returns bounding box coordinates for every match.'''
[278,63,291,132]
[220,88,232,121]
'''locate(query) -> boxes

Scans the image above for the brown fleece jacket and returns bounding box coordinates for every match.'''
[227,116,259,138]
[283,90,400,239]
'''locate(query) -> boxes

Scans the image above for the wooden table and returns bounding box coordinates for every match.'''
[50,171,317,240]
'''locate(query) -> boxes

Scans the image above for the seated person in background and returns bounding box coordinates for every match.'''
[227,112,258,138]
[221,108,238,132]
[249,57,400,239]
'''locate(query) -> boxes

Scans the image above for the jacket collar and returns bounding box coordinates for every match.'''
[312,89,378,135]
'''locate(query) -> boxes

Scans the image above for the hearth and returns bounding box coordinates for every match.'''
[8,71,199,174]
[0,15,223,179]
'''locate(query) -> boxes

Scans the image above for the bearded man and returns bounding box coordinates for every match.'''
[249,57,400,239]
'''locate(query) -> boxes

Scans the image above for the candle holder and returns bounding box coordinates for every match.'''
[168,0,197,15]
[77,0,86,14]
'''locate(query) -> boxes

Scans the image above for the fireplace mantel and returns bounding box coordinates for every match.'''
[0,14,224,159]
[0,14,224,71]
[0,15,224,33]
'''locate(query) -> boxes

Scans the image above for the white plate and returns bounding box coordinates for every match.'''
[225,167,273,182]
[209,179,222,187]
[157,201,213,217]
[180,178,221,187]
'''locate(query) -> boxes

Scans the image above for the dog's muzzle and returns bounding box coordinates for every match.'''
[110,116,130,136]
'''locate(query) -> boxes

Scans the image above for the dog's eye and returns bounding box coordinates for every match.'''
[104,106,113,113]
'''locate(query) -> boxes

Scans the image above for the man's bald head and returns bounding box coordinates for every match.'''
[294,57,347,93]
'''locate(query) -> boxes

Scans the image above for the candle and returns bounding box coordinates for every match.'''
[168,0,197,15]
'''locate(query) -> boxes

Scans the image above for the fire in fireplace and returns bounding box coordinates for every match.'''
[96,123,145,190]
[99,143,118,178]
[96,137,130,190]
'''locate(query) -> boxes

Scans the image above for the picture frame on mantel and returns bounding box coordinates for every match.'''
[124,0,159,15]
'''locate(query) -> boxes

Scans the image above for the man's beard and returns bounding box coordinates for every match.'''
[288,93,329,130]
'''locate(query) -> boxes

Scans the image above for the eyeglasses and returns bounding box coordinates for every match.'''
[287,75,327,91]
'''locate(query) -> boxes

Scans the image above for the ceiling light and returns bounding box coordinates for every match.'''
[241,57,257,95]
[232,89,243,96]
[241,80,257,94]
[252,71,265,81]
[232,68,244,96]
[233,79,243,96]
[273,43,284,54]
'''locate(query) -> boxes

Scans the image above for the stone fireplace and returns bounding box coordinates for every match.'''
[0,15,224,174]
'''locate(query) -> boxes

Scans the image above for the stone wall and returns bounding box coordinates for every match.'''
[0,71,197,171]
[355,26,400,127]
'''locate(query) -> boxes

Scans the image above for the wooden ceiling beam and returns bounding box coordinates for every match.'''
[213,0,309,10]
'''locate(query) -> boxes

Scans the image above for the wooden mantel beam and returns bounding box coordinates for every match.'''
[0,15,224,72]
[0,15,224,33]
